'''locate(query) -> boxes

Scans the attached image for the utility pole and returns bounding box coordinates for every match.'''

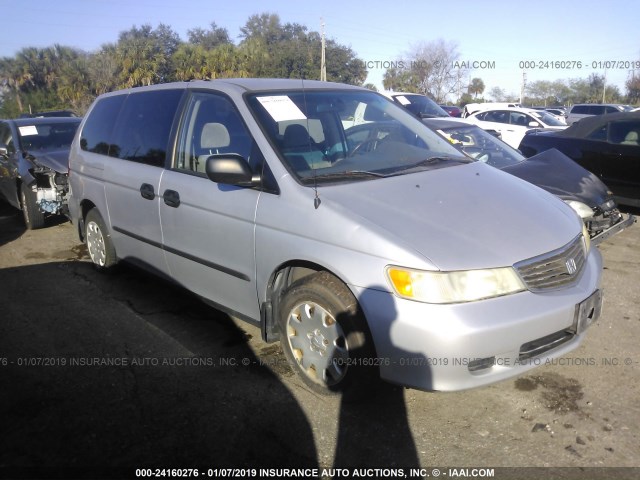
[602,69,607,103]
[320,18,326,82]
[520,71,527,105]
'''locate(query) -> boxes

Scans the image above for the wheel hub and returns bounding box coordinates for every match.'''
[307,328,329,355]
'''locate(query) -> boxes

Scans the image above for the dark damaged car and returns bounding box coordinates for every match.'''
[423,118,635,245]
[518,111,640,208]
[0,117,81,229]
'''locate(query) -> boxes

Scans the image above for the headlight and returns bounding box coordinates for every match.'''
[565,200,594,219]
[599,199,616,211]
[386,266,525,304]
[582,223,591,253]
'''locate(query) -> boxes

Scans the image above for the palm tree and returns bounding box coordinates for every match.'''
[468,77,485,99]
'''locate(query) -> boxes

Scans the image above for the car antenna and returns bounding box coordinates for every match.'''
[301,77,321,209]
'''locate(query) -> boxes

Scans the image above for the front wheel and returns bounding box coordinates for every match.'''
[20,184,45,230]
[278,271,377,394]
[85,209,117,269]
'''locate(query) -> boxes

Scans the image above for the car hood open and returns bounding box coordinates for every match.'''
[320,162,581,271]
[501,148,610,207]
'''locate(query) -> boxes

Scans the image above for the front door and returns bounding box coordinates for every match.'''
[159,91,262,320]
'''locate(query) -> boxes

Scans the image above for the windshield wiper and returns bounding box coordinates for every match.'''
[301,170,388,184]
[393,155,472,173]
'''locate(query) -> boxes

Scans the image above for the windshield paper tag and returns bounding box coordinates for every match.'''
[395,95,411,106]
[257,96,307,122]
[19,126,39,136]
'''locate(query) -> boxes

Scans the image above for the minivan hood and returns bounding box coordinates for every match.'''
[320,162,580,271]
[501,148,610,207]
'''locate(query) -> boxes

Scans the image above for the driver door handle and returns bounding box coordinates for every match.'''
[163,189,180,208]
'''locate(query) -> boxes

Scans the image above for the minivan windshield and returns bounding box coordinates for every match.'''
[247,90,469,184]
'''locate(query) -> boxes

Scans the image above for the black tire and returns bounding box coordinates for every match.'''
[84,209,117,269]
[278,271,377,395]
[20,183,45,230]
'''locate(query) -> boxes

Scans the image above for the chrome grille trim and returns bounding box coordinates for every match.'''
[515,234,586,291]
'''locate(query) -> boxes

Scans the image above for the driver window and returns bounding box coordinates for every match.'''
[176,92,253,174]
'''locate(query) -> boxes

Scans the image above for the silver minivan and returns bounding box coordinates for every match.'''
[565,103,633,125]
[68,79,603,393]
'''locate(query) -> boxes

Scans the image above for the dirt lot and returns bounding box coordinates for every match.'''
[0,201,639,479]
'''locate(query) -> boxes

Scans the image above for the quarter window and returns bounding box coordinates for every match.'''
[80,95,126,155]
[587,124,608,141]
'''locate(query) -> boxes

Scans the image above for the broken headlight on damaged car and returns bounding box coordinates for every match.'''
[33,168,68,214]
[386,265,526,304]
[565,198,623,239]
[565,200,594,220]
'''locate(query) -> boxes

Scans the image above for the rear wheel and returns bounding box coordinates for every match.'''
[85,209,117,269]
[278,271,377,394]
[20,184,45,230]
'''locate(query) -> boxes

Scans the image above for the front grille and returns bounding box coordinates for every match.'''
[515,235,586,291]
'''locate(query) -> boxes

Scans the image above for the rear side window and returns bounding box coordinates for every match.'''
[80,95,126,154]
[110,89,183,167]
[571,105,589,114]
[588,106,605,115]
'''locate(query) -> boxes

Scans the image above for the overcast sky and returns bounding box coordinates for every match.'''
[2,0,638,99]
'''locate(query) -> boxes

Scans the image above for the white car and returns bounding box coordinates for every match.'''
[465,107,567,148]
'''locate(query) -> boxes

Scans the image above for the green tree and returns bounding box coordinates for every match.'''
[187,22,231,49]
[626,74,640,104]
[115,24,181,87]
[468,77,485,99]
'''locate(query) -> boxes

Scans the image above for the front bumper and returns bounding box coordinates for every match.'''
[590,213,635,246]
[354,247,603,392]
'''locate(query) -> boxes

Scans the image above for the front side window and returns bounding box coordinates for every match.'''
[609,121,640,145]
[247,89,467,184]
[175,92,258,174]
[110,89,183,167]
[482,111,510,124]
[509,112,529,126]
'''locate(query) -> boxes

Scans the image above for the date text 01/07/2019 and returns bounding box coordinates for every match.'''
[519,60,640,70]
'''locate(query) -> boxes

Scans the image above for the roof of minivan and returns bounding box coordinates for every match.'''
[99,78,365,98]
[569,103,629,107]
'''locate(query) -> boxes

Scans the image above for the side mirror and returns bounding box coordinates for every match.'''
[205,154,259,187]
[528,121,540,128]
